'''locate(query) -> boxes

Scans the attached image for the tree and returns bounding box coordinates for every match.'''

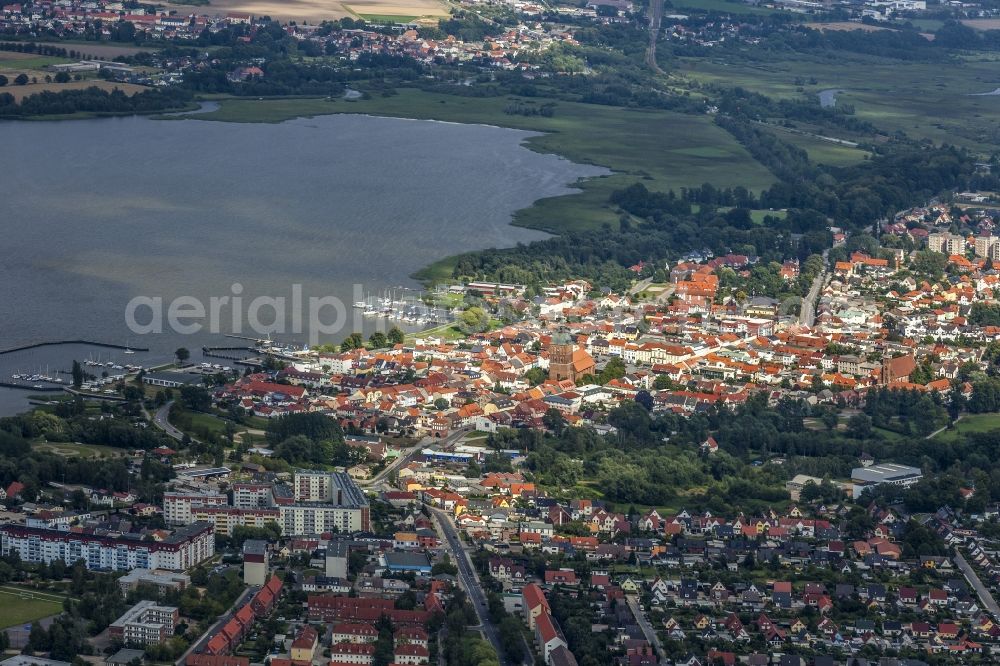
[434,398,450,411]
[524,367,547,386]
[0,75,7,87]
[54,71,70,83]
[820,407,839,431]
[910,250,948,277]
[432,554,458,576]
[266,411,342,445]
[387,326,405,345]
[457,307,490,335]
[71,360,84,389]
[847,413,872,439]
[178,385,211,411]
[543,408,566,434]
[341,332,364,351]
[175,347,190,364]
[13,73,28,85]
[368,331,388,349]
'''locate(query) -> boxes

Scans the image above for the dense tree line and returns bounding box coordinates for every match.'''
[0,85,192,118]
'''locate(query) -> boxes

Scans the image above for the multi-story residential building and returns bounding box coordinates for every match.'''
[192,506,281,536]
[279,504,368,535]
[163,492,227,525]
[0,522,214,571]
[294,470,334,503]
[928,232,966,256]
[282,471,370,534]
[973,234,1000,260]
[232,483,274,509]
[109,600,178,646]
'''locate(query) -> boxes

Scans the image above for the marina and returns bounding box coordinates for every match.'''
[355,287,458,325]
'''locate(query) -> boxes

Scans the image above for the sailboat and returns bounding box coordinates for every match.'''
[124,339,136,354]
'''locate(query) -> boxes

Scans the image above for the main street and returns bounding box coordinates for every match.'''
[799,249,830,327]
[429,505,519,666]
[954,551,1000,618]
[625,595,665,663]
[175,584,256,666]
[152,401,185,441]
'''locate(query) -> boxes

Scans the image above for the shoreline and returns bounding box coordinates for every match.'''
[173,92,619,285]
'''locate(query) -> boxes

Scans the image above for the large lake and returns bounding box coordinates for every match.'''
[0,112,608,414]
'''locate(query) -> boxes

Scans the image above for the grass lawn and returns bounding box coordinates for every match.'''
[759,125,871,167]
[670,0,794,16]
[177,411,231,438]
[406,321,467,342]
[0,586,65,629]
[906,18,945,31]
[33,441,126,458]
[358,13,420,21]
[0,54,69,70]
[677,53,1000,152]
[412,253,462,285]
[932,413,1000,444]
[873,425,906,441]
[194,89,777,235]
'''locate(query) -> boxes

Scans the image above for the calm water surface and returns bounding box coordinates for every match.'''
[0,112,608,414]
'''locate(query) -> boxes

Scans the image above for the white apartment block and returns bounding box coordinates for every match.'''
[163,492,227,525]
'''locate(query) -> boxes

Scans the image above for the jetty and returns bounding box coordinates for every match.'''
[0,340,149,355]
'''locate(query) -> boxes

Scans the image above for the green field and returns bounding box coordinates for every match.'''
[194,89,777,235]
[670,0,793,16]
[0,587,65,629]
[677,53,1000,152]
[760,126,871,167]
[932,413,1000,444]
[0,55,70,70]
[185,411,229,436]
[33,441,126,458]
[358,13,420,22]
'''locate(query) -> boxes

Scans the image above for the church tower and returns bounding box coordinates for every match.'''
[548,330,576,381]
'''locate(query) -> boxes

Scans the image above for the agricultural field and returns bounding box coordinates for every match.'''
[962,18,1000,31]
[670,0,793,16]
[2,80,148,103]
[195,89,777,234]
[805,21,889,32]
[169,0,445,22]
[0,51,70,70]
[0,586,66,629]
[676,52,1000,152]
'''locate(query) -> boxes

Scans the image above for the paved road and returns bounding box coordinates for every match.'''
[364,428,471,491]
[954,551,1000,618]
[176,585,257,666]
[925,414,964,440]
[625,595,666,662]
[430,506,514,666]
[798,249,830,327]
[645,0,665,74]
[152,401,186,441]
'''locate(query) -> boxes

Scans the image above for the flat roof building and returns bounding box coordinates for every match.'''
[851,463,922,498]
[118,568,191,595]
[109,600,179,646]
